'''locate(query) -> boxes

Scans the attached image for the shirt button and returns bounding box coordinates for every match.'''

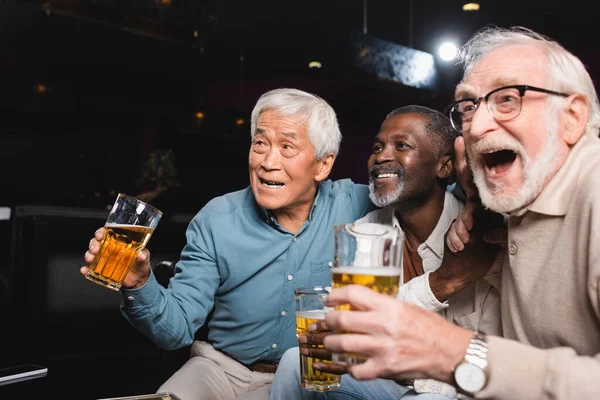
[271,343,277,349]
[328,261,333,267]
[293,237,297,242]
[509,243,517,255]
[281,311,287,317]
[127,296,134,301]
[287,275,293,281]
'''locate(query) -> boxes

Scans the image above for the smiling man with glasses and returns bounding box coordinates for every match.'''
[317,26,600,400]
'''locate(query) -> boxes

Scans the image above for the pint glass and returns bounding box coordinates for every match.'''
[331,222,403,365]
[295,287,341,392]
[86,193,162,291]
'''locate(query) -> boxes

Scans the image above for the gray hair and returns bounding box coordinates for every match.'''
[385,105,457,159]
[250,88,342,160]
[458,26,600,137]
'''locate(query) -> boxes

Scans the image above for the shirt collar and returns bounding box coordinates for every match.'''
[517,134,596,217]
[391,191,461,262]
[422,191,461,260]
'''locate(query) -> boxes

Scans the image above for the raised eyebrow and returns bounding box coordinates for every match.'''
[254,128,265,136]
[454,84,476,100]
[280,131,297,140]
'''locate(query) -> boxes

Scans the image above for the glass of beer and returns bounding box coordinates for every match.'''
[331,222,403,365]
[85,193,162,291]
[295,286,341,392]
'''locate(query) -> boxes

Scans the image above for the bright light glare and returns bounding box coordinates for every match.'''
[462,3,480,11]
[308,61,322,69]
[439,42,458,61]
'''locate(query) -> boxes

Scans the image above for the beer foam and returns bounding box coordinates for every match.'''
[105,223,153,230]
[296,310,326,320]
[332,266,401,276]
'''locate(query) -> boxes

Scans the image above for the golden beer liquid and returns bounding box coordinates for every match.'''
[296,310,341,391]
[331,267,401,364]
[86,224,154,291]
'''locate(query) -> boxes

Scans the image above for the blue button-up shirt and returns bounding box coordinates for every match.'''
[120,179,373,365]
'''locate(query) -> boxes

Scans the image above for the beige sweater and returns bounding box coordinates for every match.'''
[478,134,600,399]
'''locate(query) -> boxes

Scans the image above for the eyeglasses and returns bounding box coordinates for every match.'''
[447,85,569,134]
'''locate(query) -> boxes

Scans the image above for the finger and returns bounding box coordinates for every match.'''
[298,332,329,346]
[454,136,467,169]
[137,248,150,262]
[446,222,464,252]
[80,266,89,276]
[313,362,347,375]
[483,227,508,244]
[84,250,95,263]
[300,346,332,360]
[324,285,390,311]
[455,218,471,244]
[88,238,102,255]
[94,227,105,241]
[347,358,382,381]
[460,202,476,232]
[308,319,331,332]
[323,332,379,356]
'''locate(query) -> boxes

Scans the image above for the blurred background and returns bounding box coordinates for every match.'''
[1,0,598,215]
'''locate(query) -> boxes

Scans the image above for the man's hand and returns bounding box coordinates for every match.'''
[80,227,152,289]
[323,285,471,383]
[430,208,505,301]
[299,320,348,375]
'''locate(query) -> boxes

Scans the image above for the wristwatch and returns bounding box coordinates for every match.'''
[454,331,488,395]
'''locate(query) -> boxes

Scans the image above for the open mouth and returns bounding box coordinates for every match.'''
[375,173,398,179]
[259,177,285,188]
[481,150,517,175]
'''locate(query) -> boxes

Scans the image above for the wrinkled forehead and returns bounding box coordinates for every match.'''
[456,44,549,99]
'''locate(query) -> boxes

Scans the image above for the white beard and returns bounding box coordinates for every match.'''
[369,179,405,208]
[468,106,561,213]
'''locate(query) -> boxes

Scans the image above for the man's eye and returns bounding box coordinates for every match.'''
[372,145,383,153]
[462,103,477,112]
[395,142,408,150]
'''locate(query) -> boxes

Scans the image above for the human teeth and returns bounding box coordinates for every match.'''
[377,173,397,178]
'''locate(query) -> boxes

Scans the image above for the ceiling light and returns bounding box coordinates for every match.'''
[438,42,458,61]
[236,118,245,126]
[34,83,48,93]
[308,61,322,69]
[462,3,480,11]
[195,112,205,120]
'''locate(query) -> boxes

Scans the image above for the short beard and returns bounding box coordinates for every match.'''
[468,101,561,213]
[368,171,405,208]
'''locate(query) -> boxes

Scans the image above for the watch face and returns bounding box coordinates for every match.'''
[455,362,486,393]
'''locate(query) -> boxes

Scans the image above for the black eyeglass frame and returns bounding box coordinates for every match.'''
[446,85,570,133]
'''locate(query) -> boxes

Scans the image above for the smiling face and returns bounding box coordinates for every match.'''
[458,44,570,213]
[367,113,441,210]
[248,109,333,216]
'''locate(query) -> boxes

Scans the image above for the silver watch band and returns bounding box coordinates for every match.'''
[465,331,488,370]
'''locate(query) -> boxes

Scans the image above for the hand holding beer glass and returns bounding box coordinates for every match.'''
[295,287,341,392]
[331,222,403,365]
[85,193,162,291]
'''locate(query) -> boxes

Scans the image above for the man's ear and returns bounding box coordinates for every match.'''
[563,94,589,145]
[436,155,454,181]
[315,153,336,182]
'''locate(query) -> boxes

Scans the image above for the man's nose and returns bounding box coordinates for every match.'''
[467,104,500,141]
[375,145,395,163]
[262,147,282,169]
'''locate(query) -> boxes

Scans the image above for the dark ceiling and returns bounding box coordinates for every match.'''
[0,0,599,210]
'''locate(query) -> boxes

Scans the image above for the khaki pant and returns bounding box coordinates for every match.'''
[158,341,273,400]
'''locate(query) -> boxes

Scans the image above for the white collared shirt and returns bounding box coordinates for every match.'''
[355,191,463,312]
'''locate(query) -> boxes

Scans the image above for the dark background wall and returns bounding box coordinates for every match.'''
[0,0,598,216]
